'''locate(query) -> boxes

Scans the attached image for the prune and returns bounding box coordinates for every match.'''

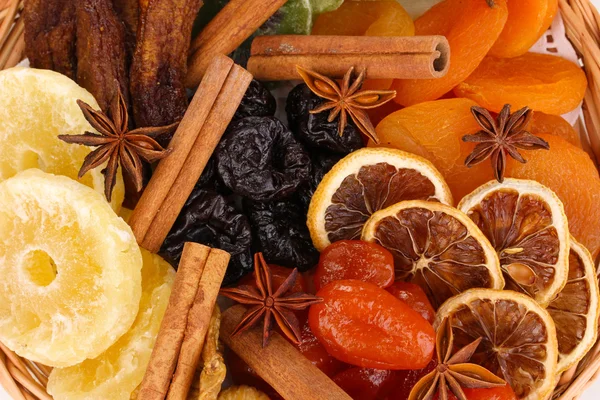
[296,151,342,212]
[195,157,231,195]
[161,188,253,285]
[216,116,311,202]
[234,79,276,120]
[286,83,364,154]
[245,199,319,272]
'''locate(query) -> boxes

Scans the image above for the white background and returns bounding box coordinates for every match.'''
[1,1,600,399]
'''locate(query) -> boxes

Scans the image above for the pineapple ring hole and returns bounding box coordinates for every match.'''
[23,250,58,287]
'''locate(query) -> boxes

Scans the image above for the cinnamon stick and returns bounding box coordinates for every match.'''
[139,62,252,253]
[185,0,286,86]
[221,305,352,400]
[167,249,230,400]
[128,54,234,243]
[138,243,211,400]
[247,35,451,81]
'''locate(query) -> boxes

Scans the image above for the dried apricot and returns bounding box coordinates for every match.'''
[529,111,581,148]
[489,0,557,58]
[375,98,495,200]
[505,134,600,258]
[454,53,587,115]
[309,280,435,369]
[393,0,508,106]
[386,281,435,323]
[314,240,395,290]
[312,0,414,37]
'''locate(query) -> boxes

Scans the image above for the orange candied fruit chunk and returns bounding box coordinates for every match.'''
[392,0,508,106]
[489,0,558,58]
[454,53,587,115]
[312,0,414,37]
[529,111,581,148]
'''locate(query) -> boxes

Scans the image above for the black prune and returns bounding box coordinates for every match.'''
[161,188,253,285]
[234,79,276,120]
[286,83,364,154]
[194,156,232,195]
[216,116,311,202]
[245,199,319,272]
[296,151,343,213]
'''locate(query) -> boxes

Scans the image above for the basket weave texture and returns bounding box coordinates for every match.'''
[0,0,600,399]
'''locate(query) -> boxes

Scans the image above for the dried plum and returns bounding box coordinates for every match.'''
[286,83,364,154]
[296,151,343,212]
[234,79,276,120]
[161,188,253,285]
[245,199,319,272]
[216,116,311,202]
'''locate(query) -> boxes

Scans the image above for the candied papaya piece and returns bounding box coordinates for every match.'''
[312,0,414,37]
[529,111,581,148]
[393,0,508,106]
[454,53,587,115]
[374,98,495,200]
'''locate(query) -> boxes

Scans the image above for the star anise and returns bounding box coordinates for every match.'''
[462,104,549,183]
[296,65,396,144]
[220,252,323,347]
[58,88,178,201]
[409,317,506,400]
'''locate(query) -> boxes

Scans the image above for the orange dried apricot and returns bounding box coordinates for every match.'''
[312,0,414,37]
[392,0,508,106]
[505,134,600,258]
[489,0,558,58]
[454,53,587,115]
[374,98,495,200]
[529,111,581,148]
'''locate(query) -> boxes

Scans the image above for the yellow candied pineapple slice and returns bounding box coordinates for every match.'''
[48,249,175,400]
[0,169,141,367]
[0,67,124,211]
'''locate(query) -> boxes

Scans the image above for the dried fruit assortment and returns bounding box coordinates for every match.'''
[5,0,600,399]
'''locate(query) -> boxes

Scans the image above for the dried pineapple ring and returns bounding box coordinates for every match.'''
[0,169,142,367]
[48,249,175,399]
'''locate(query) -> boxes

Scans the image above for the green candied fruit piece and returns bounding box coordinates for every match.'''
[260,0,313,35]
[311,0,344,14]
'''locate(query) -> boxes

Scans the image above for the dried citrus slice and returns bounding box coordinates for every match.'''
[547,237,599,373]
[361,200,503,308]
[48,249,175,399]
[0,68,124,211]
[0,169,142,367]
[434,289,559,400]
[307,148,452,251]
[458,178,570,306]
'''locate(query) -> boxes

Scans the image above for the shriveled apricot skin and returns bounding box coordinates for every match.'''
[375,98,494,200]
[454,53,587,115]
[489,0,557,58]
[529,111,581,148]
[506,134,600,258]
[314,240,395,290]
[386,281,435,323]
[309,280,435,370]
[393,0,508,106]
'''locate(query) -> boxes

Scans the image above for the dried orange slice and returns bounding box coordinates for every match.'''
[307,148,453,251]
[547,237,599,373]
[458,178,570,307]
[434,289,559,400]
[361,200,503,308]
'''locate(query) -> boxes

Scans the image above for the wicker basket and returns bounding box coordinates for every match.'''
[1,0,600,398]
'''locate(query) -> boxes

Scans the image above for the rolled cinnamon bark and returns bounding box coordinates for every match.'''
[247,35,451,81]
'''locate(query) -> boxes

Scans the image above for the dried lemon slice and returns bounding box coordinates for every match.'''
[0,169,141,367]
[458,178,570,306]
[434,289,559,400]
[47,249,174,399]
[361,200,503,308]
[308,147,453,251]
[547,237,599,373]
[0,68,124,211]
